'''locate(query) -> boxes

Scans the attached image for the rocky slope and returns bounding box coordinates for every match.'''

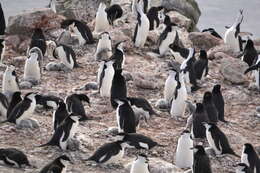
[0,0,259,173]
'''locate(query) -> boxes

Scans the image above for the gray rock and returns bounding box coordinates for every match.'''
[19,81,33,89]
[76,82,98,91]
[16,119,40,129]
[220,57,248,84]
[46,62,61,71]
[7,8,65,36]
[189,32,223,51]
[155,99,169,110]
[162,0,201,25]
[122,71,133,81]
[107,127,119,136]
[133,73,158,90]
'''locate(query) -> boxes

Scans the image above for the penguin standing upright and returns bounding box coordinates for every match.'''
[158,23,177,56]
[38,113,81,150]
[111,69,127,109]
[48,0,57,13]
[29,28,46,56]
[6,92,22,119]
[2,65,19,100]
[164,68,178,107]
[53,101,69,131]
[94,2,110,34]
[130,154,150,173]
[192,145,212,173]
[2,92,36,125]
[109,41,126,69]
[0,2,6,63]
[98,60,115,97]
[191,103,209,139]
[133,4,150,48]
[106,4,123,25]
[212,84,226,122]
[0,93,8,121]
[61,19,94,45]
[239,38,258,67]
[95,32,112,61]
[115,99,136,133]
[224,10,244,52]
[147,6,164,30]
[202,92,218,123]
[203,122,239,157]
[39,155,71,173]
[170,72,187,120]
[132,0,150,14]
[53,44,79,70]
[65,93,91,121]
[244,55,260,89]
[86,141,125,164]
[175,130,193,169]
[193,50,209,82]
[235,163,253,173]
[24,49,41,83]
[241,143,260,173]
[0,148,31,168]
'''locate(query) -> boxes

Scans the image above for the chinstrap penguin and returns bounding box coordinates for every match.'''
[202,92,219,123]
[95,32,112,61]
[241,143,260,173]
[192,145,212,173]
[39,155,71,173]
[29,28,47,56]
[130,154,150,173]
[244,55,260,89]
[94,2,110,34]
[212,84,226,122]
[0,148,31,168]
[193,50,209,82]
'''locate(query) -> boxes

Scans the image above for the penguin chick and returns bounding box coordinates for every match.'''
[147,6,164,31]
[203,122,239,157]
[38,113,81,150]
[95,32,112,61]
[39,155,71,173]
[65,93,91,121]
[2,65,19,100]
[24,49,41,83]
[86,141,125,164]
[0,148,31,168]
[130,154,150,173]
[192,145,212,173]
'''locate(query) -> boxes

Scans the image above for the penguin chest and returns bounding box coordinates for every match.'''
[170,86,187,117]
[130,160,149,173]
[135,15,150,47]
[58,48,74,69]
[24,60,40,80]
[100,66,115,97]
[160,31,176,55]
[206,130,221,155]
[224,28,239,51]
[175,137,193,168]
[3,73,19,92]
[241,153,250,167]
[73,26,86,45]
[116,106,123,133]
[164,75,177,104]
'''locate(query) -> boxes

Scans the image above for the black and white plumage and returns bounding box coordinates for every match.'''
[38,113,81,150]
[0,38,5,63]
[203,122,239,157]
[239,39,258,67]
[53,44,79,69]
[0,2,5,63]
[39,155,71,173]
[244,55,260,89]
[127,97,157,122]
[61,19,94,45]
[94,2,110,34]
[224,10,244,52]
[117,133,163,150]
[235,163,253,173]
[164,68,178,106]
[86,141,125,164]
[0,92,8,121]
[202,92,218,123]
[106,4,123,25]
[6,91,22,119]
[48,0,56,13]
[191,103,209,139]
[24,48,42,82]
[130,154,150,173]
[212,84,226,122]
[35,94,63,110]
[193,50,209,81]
[132,0,150,14]
[109,41,126,69]
[115,99,136,133]
[111,69,127,109]
[202,28,222,39]
[65,93,90,121]
[2,65,19,100]
[29,28,47,56]
[0,148,30,168]
[95,32,112,61]
[53,101,69,131]
[147,6,164,30]
[2,92,36,125]
[241,143,260,173]
[192,145,212,173]
[133,3,150,48]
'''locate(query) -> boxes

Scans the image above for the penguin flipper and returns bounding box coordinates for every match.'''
[61,122,73,142]
[244,63,260,74]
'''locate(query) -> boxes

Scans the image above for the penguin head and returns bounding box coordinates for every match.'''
[243,143,256,154]
[57,155,71,165]
[58,100,66,109]
[191,145,205,154]
[99,32,111,40]
[212,84,221,93]
[69,113,81,122]
[76,94,91,107]
[12,91,22,99]
[114,98,128,106]
[24,92,37,101]
[235,163,249,172]
[156,6,165,22]
[181,130,190,136]
[199,50,207,59]
[115,40,126,53]
[245,39,254,49]
[99,2,107,10]
[203,92,212,103]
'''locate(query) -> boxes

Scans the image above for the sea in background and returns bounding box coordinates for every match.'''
[1,0,260,38]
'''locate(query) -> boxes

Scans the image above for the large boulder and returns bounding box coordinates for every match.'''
[188,32,223,51]
[220,56,249,84]
[162,0,201,25]
[208,44,239,60]
[7,8,65,36]
[167,11,193,31]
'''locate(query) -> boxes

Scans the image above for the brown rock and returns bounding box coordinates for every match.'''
[167,11,193,31]
[5,35,21,49]
[134,73,158,90]
[208,44,239,60]
[188,32,223,51]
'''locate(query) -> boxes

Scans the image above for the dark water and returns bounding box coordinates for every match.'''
[1,0,260,38]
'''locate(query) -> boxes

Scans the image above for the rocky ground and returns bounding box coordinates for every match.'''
[0,0,259,173]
